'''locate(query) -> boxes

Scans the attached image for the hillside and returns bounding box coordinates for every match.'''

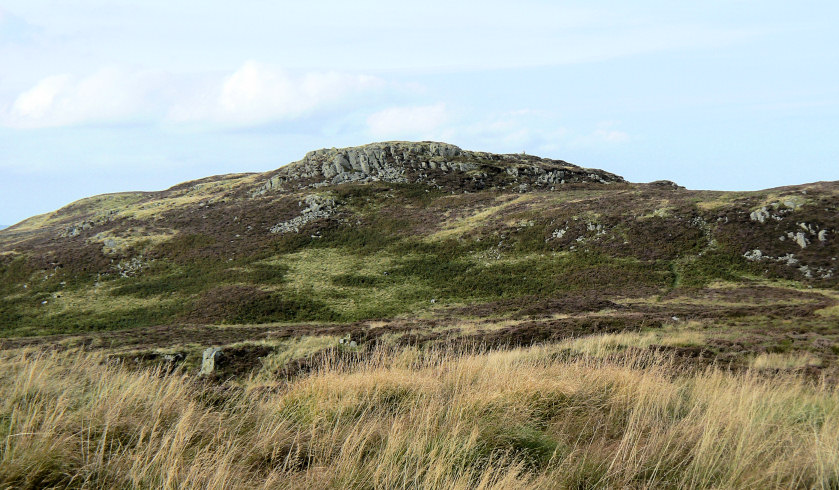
[1,141,836,339]
[2,141,839,488]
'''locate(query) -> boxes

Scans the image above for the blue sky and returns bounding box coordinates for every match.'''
[1,1,837,225]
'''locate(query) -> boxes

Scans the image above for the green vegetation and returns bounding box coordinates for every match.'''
[0,152,837,488]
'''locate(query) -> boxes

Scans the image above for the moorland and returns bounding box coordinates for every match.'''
[1,141,837,488]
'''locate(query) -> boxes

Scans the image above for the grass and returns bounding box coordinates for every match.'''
[751,352,823,370]
[428,194,537,240]
[1,342,837,489]
[559,326,706,357]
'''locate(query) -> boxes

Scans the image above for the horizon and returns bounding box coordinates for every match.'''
[2,1,838,225]
[2,138,838,227]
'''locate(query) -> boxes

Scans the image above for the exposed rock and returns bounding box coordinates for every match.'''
[818,230,829,242]
[270,194,336,234]
[586,222,606,236]
[787,232,810,249]
[114,256,151,278]
[253,141,624,196]
[750,207,770,223]
[743,249,763,261]
[782,198,804,210]
[551,228,567,239]
[163,353,185,364]
[200,347,223,375]
[776,253,799,266]
[648,180,683,189]
[59,209,119,238]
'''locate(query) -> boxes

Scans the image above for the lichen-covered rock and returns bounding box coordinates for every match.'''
[788,231,810,249]
[269,194,337,234]
[744,249,764,261]
[750,207,770,223]
[200,347,223,375]
[252,141,625,196]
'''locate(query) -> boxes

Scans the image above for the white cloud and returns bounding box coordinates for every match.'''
[591,128,630,144]
[366,103,449,139]
[168,61,385,126]
[571,122,631,146]
[427,111,630,154]
[1,62,386,129]
[2,67,166,128]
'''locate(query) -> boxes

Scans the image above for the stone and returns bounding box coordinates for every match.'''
[270,194,337,234]
[818,230,829,242]
[200,348,223,375]
[163,353,184,363]
[788,232,809,249]
[743,249,764,261]
[649,180,682,189]
[777,253,799,266]
[551,228,567,239]
[254,141,624,196]
[750,207,770,223]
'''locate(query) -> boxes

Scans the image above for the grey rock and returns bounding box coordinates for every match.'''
[782,199,803,210]
[114,256,150,278]
[649,180,683,189]
[744,249,764,261]
[750,207,770,223]
[270,194,336,234]
[776,253,799,266]
[163,353,184,363]
[788,231,809,249]
[252,141,624,196]
[200,347,223,375]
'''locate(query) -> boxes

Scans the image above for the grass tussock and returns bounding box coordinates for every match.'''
[751,351,823,370]
[559,327,706,358]
[1,343,838,489]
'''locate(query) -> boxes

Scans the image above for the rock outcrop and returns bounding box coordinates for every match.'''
[253,141,624,195]
[270,194,337,234]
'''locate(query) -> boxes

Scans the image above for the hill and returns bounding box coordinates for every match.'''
[0,141,836,339]
[2,141,838,488]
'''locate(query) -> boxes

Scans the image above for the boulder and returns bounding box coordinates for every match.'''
[200,347,223,375]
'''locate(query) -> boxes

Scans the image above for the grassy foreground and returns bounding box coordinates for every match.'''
[2,342,838,489]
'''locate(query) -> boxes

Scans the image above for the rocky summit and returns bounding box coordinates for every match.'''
[254,141,624,195]
[0,141,837,339]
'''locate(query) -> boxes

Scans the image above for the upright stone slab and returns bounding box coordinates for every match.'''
[200,347,223,375]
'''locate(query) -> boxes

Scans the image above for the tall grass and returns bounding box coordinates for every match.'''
[1,342,837,489]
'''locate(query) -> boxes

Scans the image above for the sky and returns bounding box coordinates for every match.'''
[1,1,837,226]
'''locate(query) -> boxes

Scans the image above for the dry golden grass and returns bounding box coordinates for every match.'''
[751,352,823,370]
[1,341,837,489]
[558,328,706,357]
[429,194,537,240]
